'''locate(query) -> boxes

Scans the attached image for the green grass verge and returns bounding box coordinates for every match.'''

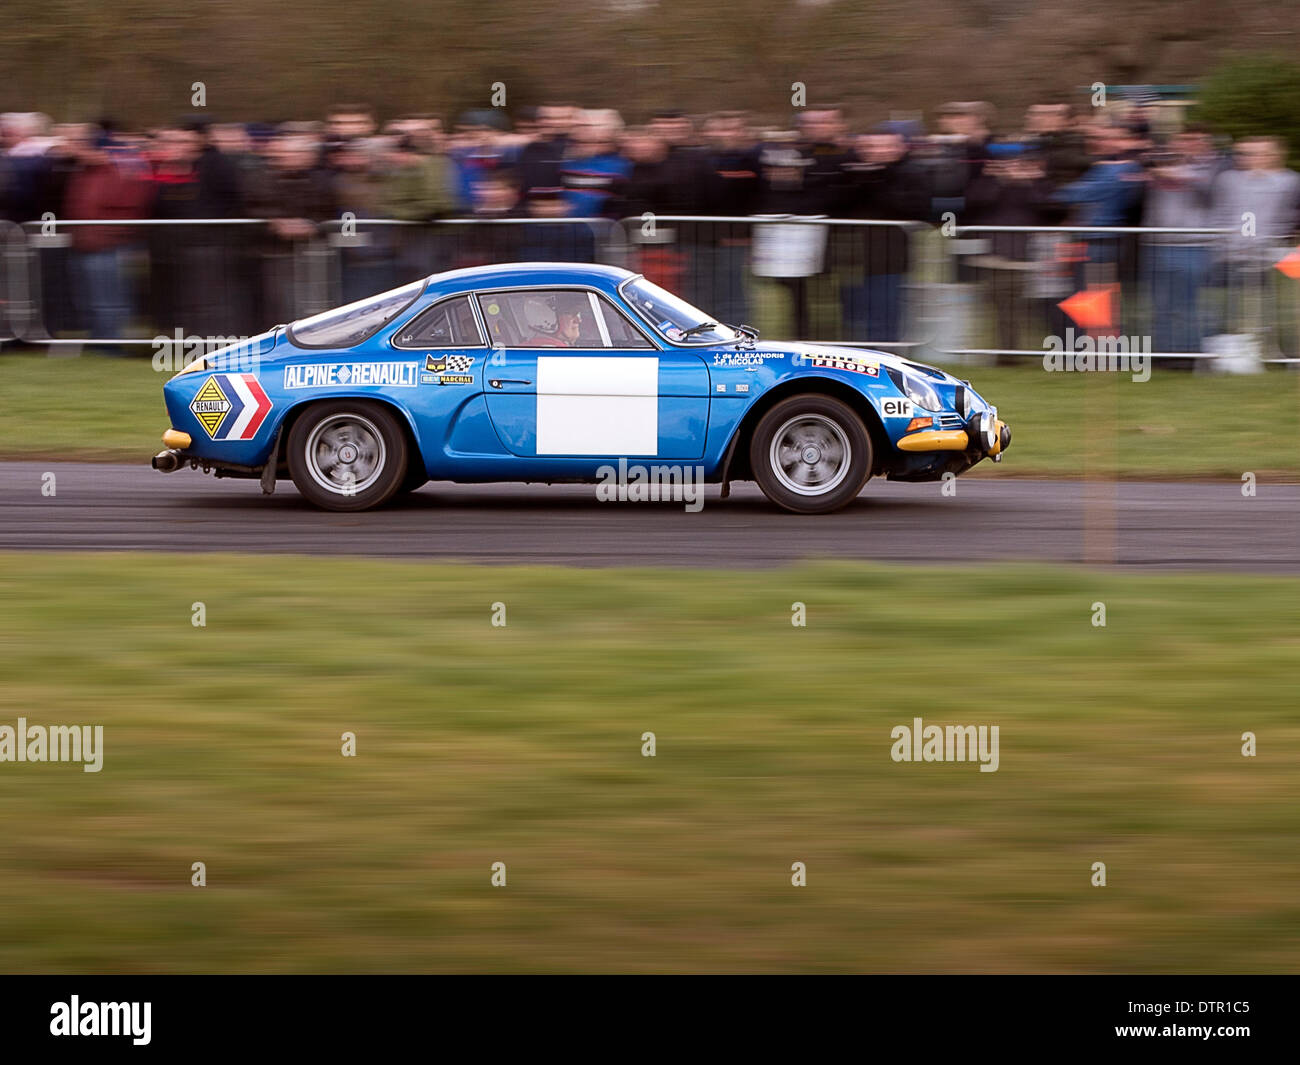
[1,352,171,463]
[1,351,1297,477]
[1,553,1297,973]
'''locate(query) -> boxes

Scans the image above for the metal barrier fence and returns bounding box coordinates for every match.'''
[945,225,1300,367]
[4,217,624,351]
[614,215,934,352]
[2,214,1296,368]
[318,216,623,312]
[14,218,281,350]
[0,220,24,344]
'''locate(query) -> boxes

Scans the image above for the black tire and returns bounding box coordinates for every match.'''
[749,394,872,514]
[286,400,409,511]
[397,467,429,495]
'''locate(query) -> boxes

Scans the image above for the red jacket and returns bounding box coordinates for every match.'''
[64,156,152,251]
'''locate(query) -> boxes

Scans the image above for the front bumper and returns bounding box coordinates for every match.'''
[897,429,970,452]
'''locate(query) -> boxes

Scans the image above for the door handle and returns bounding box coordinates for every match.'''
[488,378,532,388]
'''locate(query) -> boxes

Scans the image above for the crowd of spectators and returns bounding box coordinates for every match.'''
[1,99,1297,353]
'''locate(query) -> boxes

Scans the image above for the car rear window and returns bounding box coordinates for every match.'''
[290,279,426,348]
[394,295,485,348]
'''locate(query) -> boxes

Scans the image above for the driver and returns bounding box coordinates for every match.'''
[524,294,585,347]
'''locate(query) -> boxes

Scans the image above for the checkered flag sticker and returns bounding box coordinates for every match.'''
[445,355,475,373]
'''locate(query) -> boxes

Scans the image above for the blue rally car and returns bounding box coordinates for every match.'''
[153,263,1010,513]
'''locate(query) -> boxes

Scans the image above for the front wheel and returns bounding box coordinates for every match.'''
[749,394,872,514]
[286,400,409,511]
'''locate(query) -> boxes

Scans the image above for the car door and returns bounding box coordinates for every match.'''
[478,288,710,460]
[389,293,492,463]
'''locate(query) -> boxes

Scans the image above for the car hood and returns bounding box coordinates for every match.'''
[775,342,961,385]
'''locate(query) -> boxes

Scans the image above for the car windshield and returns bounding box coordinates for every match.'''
[290,279,426,348]
[620,277,738,344]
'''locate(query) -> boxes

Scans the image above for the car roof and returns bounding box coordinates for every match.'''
[422,262,639,297]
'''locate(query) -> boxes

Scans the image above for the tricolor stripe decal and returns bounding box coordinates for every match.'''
[192,373,272,440]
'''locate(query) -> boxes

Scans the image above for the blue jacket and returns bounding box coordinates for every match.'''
[1054,159,1144,227]
[559,153,631,218]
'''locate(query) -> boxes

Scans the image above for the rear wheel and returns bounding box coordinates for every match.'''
[287,400,408,511]
[749,394,872,514]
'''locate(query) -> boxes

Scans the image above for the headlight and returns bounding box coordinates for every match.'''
[899,370,941,412]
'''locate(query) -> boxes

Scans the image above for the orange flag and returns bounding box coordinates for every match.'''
[1274,247,1300,279]
[1058,284,1119,331]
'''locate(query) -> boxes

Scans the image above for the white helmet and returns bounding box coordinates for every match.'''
[524,297,557,335]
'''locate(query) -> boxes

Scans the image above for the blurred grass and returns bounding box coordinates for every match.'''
[1,350,1297,476]
[961,361,1300,479]
[0,552,1297,973]
[0,352,170,462]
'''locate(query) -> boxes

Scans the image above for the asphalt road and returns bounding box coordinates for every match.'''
[1,462,1296,571]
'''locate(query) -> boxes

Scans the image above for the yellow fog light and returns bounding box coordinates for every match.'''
[162,429,192,449]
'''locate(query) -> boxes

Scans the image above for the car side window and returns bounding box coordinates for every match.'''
[596,296,655,349]
[395,296,485,348]
[477,290,606,349]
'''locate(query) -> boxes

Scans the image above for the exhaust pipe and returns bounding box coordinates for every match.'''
[152,449,184,473]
